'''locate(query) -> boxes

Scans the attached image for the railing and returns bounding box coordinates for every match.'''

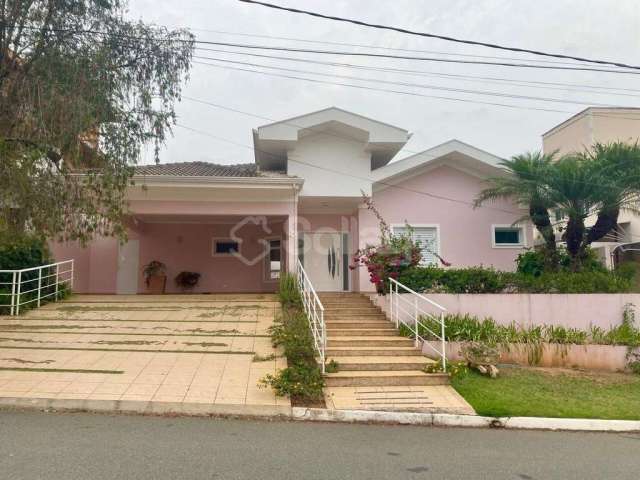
[0,260,74,316]
[389,278,447,371]
[296,259,326,374]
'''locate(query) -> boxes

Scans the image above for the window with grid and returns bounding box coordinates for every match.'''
[392,226,439,266]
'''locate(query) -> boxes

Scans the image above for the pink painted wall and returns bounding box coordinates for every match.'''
[358,165,532,292]
[50,237,119,293]
[372,293,640,331]
[135,220,286,294]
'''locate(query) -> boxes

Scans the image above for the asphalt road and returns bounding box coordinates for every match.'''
[1,411,639,480]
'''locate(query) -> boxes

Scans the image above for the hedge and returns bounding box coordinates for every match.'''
[397,265,635,294]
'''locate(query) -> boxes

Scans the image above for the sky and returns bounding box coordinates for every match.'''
[126,0,640,166]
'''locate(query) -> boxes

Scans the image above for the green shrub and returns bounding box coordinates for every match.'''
[398,266,508,294]
[259,363,324,400]
[398,264,632,294]
[0,232,57,315]
[262,283,326,402]
[516,247,605,277]
[277,273,301,309]
[409,312,640,348]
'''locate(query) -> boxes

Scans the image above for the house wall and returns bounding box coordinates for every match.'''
[50,237,119,294]
[542,114,592,156]
[373,293,640,331]
[288,131,372,197]
[358,165,532,292]
[135,221,286,294]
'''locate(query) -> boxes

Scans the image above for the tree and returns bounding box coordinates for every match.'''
[474,152,560,270]
[0,0,194,243]
[476,143,640,271]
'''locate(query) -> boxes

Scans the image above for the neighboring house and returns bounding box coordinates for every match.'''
[52,107,531,294]
[542,107,640,267]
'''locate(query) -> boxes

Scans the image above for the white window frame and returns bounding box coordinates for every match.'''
[212,238,241,257]
[391,224,441,266]
[263,237,283,282]
[491,224,526,248]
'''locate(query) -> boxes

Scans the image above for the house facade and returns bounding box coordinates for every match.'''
[542,107,640,266]
[52,107,532,294]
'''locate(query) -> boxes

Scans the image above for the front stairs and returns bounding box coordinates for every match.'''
[319,292,449,388]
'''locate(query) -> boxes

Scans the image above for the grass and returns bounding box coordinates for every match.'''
[452,365,640,420]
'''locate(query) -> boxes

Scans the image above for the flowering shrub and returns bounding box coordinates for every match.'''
[351,194,437,293]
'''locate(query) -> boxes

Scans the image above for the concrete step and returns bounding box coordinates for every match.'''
[324,370,449,387]
[323,307,382,315]
[327,328,397,337]
[327,336,415,347]
[328,356,434,371]
[325,321,392,329]
[325,346,424,357]
[324,313,387,320]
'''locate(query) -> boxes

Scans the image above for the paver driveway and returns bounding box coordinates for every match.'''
[0,294,289,414]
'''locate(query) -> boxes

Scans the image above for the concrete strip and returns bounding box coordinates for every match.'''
[292,407,640,432]
[0,396,291,418]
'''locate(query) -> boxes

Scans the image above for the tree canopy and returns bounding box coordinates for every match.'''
[0,0,194,243]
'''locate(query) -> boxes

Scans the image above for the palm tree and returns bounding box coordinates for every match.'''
[475,152,560,270]
[477,143,640,271]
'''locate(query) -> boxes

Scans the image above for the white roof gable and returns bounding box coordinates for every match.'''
[371,139,504,186]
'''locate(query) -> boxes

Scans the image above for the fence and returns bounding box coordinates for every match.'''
[0,260,74,315]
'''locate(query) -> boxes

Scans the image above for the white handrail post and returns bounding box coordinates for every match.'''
[55,263,59,299]
[10,271,17,316]
[440,311,447,372]
[321,309,326,374]
[389,281,393,326]
[70,260,74,291]
[37,267,42,307]
[15,271,22,316]
[413,296,419,348]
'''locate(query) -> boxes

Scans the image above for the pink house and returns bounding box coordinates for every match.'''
[52,107,532,294]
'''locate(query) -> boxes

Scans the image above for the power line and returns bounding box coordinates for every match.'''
[193,60,574,114]
[192,40,639,75]
[238,0,640,71]
[188,27,602,68]
[193,55,631,108]
[7,21,638,74]
[194,46,640,98]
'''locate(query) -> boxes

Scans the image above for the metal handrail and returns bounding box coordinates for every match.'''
[296,259,326,374]
[389,277,447,371]
[0,260,74,315]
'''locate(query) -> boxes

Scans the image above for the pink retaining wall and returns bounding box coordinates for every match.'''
[372,293,640,330]
[358,165,533,292]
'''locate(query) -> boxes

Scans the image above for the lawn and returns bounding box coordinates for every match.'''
[451,365,640,420]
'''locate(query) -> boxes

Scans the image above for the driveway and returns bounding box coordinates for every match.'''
[0,294,289,413]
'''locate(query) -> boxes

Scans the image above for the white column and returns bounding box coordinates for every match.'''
[285,187,299,273]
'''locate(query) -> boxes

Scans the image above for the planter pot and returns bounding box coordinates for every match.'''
[146,275,167,294]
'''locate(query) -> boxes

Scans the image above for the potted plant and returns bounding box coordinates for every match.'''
[143,260,167,294]
[175,271,201,291]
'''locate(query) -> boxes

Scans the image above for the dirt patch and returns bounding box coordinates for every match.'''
[183,341,228,347]
[1,358,55,365]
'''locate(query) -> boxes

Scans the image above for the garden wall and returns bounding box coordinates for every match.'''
[370,293,640,330]
[423,341,638,372]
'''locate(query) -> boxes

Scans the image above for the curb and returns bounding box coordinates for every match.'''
[0,397,292,418]
[291,407,640,432]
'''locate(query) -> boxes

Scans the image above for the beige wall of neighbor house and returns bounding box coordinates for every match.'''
[540,107,640,262]
[543,107,640,156]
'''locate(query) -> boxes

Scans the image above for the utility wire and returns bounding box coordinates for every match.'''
[193,55,630,108]
[194,46,640,97]
[193,60,574,114]
[188,27,603,68]
[5,21,638,74]
[192,40,639,75]
[237,0,640,71]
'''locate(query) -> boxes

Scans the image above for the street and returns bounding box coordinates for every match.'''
[0,411,638,479]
